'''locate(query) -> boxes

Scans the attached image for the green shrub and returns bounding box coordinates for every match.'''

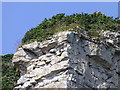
[2,54,20,90]
[22,12,120,44]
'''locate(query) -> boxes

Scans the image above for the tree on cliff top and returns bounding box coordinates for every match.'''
[22,12,120,44]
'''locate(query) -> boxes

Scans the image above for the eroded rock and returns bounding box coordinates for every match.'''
[13,31,120,89]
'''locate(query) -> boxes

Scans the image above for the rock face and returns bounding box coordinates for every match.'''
[12,31,120,89]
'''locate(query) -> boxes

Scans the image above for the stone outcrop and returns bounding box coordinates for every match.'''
[12,30,120,89]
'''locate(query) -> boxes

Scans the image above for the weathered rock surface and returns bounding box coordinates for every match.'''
[12,31,120,89]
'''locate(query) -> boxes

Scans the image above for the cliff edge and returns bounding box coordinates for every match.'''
[13,30,120,89]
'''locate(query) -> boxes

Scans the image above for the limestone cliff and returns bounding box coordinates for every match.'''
[12,30,120,89]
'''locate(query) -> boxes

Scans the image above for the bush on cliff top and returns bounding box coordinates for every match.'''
[22,12,120,44]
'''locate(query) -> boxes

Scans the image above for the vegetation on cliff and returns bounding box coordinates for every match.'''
[2,54,20,90]
[22,11,120,44]
[2,12,120,89]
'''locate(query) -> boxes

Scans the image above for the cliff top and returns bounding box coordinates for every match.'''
[22,12,120,45]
